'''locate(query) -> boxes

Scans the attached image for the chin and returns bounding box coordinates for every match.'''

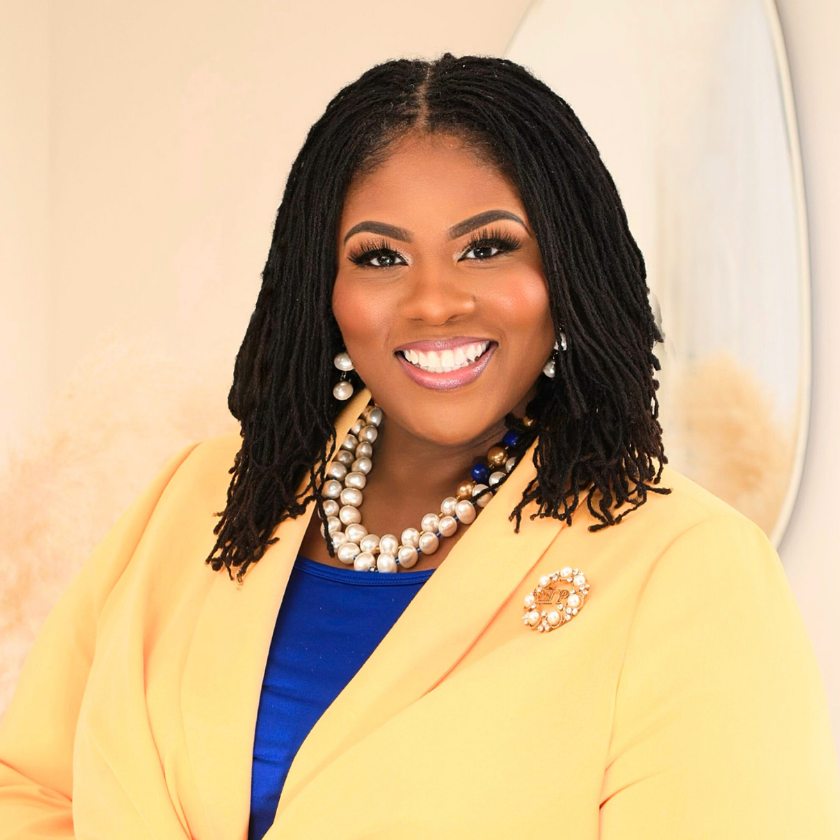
[387,397,507,449]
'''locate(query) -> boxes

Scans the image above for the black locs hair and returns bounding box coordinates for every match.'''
[206,53,670,582]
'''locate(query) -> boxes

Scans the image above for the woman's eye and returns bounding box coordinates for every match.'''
[462,243,502,260]
[459,232,521,262]
[348,245,407,268]
[366,250,405,268]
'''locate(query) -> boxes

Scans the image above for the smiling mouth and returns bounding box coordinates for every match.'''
[397,341,492,373]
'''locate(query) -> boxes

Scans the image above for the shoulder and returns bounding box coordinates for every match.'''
[155,433,241,513]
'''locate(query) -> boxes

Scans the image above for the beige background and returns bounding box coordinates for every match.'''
[2,0,839,758]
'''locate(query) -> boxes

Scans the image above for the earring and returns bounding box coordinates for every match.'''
[333,351,355,400]
[542,329,567,379]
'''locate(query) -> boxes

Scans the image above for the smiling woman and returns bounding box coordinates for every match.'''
[1,54,839,840]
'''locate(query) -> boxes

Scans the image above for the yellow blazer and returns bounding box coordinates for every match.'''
[1,390,839,839]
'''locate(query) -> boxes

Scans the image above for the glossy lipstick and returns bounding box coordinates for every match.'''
[394,338,497,391]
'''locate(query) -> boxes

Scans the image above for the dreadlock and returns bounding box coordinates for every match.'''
[206,53,670,582]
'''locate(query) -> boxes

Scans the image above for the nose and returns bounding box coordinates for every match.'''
[398,264,475,326]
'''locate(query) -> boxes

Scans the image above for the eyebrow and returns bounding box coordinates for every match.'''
[342,209,530,245]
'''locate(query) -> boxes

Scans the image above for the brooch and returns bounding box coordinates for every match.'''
[522,567,590,633]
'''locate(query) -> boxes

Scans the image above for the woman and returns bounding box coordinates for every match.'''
[1,54,838,839]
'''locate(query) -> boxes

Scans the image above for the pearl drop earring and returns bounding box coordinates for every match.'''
[333,351,355,401]
[541,329,567,379]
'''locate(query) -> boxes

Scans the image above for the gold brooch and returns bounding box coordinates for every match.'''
[522,567,590,633]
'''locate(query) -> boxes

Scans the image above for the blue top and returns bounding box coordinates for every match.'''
[248,555,435,840]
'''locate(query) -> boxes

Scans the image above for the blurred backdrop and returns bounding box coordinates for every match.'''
[1,0,838,759]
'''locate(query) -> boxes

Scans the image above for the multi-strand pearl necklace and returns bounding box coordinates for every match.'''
[319,403,533,572]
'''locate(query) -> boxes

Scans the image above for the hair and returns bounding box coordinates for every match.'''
[206,53,670,582]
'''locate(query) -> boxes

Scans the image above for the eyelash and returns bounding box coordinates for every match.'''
[347,226,522,268]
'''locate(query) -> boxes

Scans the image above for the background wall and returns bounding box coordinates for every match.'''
[2,0,838,756]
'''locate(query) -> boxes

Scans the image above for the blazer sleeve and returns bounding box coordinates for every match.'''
[599,513,840,838]
[0,442,200,839]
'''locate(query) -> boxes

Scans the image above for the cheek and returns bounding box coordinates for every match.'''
[331,277,391,357]
[491,269,554,345]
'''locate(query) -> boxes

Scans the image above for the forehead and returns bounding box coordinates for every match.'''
[340,133,525,229]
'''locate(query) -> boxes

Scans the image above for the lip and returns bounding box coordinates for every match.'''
[395,341,497,391]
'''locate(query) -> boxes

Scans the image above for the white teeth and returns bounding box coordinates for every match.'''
[400,341,490,373]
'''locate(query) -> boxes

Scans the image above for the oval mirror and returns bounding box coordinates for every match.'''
[507,0,810,547]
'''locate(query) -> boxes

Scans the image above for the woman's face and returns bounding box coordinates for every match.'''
[332,131,556,448]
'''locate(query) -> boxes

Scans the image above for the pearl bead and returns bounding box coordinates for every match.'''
[330,531,347,547]
[322,499,339,518]
[560,566,572,578]
[352,456,372,475]
[419,532,439,555]
[547,611,561,627]
[523,594,536,608]
[527,610,541,627]
[505,457,517,474]
[542,358,556,379]
[440,496,458,517]
[334,351,354,372]
[339,505,361,525]
[351,419,364,436]
[322,480,342,500]
[326,461,347,481]
[333,381,354,401]
[344,471,367,490]
[354,552,376,572]
[438,515,457,537]
[487,446,507,467]
[335,450,354,466]
[421,513,440,534]
[377,554,397,573]
[539,575,550,587]
[472,484,491,508]
[568,594,581,608]
[359,533,380,554]
[366,406,383,426]
[326,516,342,535]
[397,545,418,568]
[339,487,363,507]
[456,479,476,501]
[341,434,359,451]
[573,574,586,586]
[401,528,420,548]
[455,499,476,524]
[379,534,399,556]
[358,424,379,444]
[356,441,373,458]
[345,523,367,544]
[488,470,506,487]
[337,542,360,564]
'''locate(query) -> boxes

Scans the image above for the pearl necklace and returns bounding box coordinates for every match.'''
[319,403,533,572]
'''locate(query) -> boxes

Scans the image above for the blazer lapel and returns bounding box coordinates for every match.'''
[180,390,372,840]
[271,435,567,828]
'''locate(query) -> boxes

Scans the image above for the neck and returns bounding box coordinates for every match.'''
[371,416,507,503]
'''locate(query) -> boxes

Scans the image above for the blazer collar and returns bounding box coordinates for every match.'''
[180,390,567,840]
